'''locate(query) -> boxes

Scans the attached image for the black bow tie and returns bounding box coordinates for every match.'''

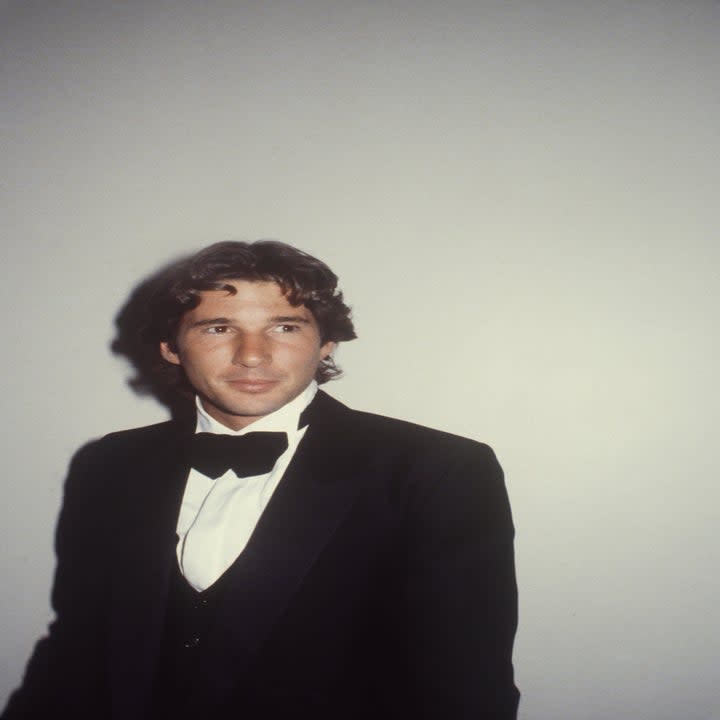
[189,432,289,479]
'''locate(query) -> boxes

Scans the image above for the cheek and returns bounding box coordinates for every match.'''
[179,348,223,376]
[280,345,322,372]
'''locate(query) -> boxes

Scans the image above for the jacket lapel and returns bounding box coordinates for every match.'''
[205,391,369,695]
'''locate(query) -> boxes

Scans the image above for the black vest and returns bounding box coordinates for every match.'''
[151,561,234,719]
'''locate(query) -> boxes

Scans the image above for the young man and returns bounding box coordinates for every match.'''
[3,241,519,719]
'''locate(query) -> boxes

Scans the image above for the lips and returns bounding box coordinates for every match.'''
[226,379,279,393]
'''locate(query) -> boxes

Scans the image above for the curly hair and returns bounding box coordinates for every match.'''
[112,240,357,417]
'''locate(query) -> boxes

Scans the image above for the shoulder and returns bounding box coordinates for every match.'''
[315,393,511,526]
[314,390,501,472]
[69,419,188,470]
[97,418,185,447]
[355,406,490,450]
[59,419,189,508]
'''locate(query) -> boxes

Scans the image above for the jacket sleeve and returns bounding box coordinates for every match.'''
[1,440,113,719]
[402,440,520,719]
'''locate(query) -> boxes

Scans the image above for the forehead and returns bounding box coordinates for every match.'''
[182,280,313,320]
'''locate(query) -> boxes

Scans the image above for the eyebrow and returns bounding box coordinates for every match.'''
[270,315,312,324]
[188,317,234,329]
[188,315,312,329]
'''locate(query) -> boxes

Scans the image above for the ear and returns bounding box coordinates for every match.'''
[160,341,182,366]
[320,340,337,359]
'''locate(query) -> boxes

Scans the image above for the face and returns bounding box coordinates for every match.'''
[160,280,335,430]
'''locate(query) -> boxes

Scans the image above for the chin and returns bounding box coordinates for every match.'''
[228,396,287,417]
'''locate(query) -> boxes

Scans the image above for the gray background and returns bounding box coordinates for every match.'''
[1,1,719,718]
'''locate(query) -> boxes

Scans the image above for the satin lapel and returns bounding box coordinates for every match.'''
[205,391,368,695]
[107,421,193,720]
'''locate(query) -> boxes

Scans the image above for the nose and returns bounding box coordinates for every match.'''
[232,334,270,368]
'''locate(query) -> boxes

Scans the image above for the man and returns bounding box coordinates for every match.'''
[3,240,519,719]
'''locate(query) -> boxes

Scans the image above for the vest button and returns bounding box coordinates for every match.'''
[183,636,201,649]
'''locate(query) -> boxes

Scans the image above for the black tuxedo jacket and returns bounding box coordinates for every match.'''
[3,391,519,719]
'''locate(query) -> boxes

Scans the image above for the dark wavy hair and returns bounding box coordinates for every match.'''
[112,240,357,417]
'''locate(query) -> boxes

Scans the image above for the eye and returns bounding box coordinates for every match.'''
[274,324,300,333]
[205,325,230,334]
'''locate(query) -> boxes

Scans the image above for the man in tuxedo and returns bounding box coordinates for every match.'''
[3,240,519,719]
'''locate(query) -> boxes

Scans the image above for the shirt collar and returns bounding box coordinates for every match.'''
[194,380,318,436]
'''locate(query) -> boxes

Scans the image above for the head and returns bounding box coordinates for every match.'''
[112,240,356,424]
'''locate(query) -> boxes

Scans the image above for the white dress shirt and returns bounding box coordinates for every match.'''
[175,381,317,591]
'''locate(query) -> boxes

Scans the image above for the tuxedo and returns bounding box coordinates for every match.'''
[3,390,519,719]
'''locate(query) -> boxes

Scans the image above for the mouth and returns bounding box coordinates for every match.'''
[225,379,279,393]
